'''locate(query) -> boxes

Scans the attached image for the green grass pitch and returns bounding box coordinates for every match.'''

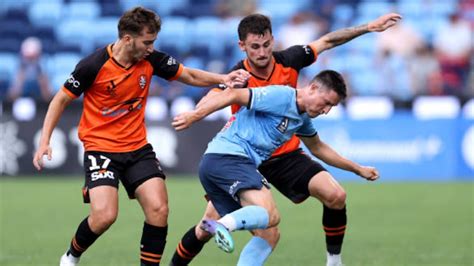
[1,176,473,265]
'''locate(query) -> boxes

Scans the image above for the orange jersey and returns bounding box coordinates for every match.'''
[63,44,183,152]
[230,45,318,157]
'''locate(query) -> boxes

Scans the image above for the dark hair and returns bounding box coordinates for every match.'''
[238,14,272,41]
[311,70,347,100]
[118,7,161,38]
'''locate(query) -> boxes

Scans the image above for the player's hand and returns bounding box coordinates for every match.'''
[172,111,196,131]
[357,166,380,181]
[33,144,52,171]
[224,69,250,88]
[368,13,402,32]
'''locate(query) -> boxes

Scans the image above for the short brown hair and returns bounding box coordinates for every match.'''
[118,6,161,38]
[238,14,272,41]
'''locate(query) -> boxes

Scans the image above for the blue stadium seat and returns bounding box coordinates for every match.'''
[158,16,191,54]
[28,1,63,28]
[56,19,95,54]
[190,16,223,58]
[0,20,33,40]
[47,53,82,79]
[100,2,123,17]
[0,52,20,78]
[118,0,156,14]
[0,52,19,98]
[90,17,120,49]
[0,38,22,53]
[258,0,311,22]
[356,1,394,19]
[154,0,190,17]
[0,1,30,15]
[65,1,101,20]
[3,8,29,22]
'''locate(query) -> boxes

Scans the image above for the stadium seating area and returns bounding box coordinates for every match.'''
[0,0,472,119]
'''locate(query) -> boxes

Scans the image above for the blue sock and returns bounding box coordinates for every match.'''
[227,206,269,230]
[237,236,272,266]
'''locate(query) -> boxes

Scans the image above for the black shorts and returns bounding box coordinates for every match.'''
[82,144,165,203]
[258,148,327,203]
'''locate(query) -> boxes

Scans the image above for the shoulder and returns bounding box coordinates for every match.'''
[75,47,109,74]
[229,60,245,72]
[146,50,171,62]
[273,45,315,68]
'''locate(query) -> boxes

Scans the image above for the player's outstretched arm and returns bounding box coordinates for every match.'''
[309,12,402,55]
[177,67,250,88]
[300,135,379,181]
[172,88,250,131]
[33,89,74,170]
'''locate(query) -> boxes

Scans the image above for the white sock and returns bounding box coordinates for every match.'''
[326,252,342,266]
[218,214,237,231]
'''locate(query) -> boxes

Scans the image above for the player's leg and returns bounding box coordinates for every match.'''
[135,178,169,266]
[170,200,218,266]
[259,149,346,265]
[61,152,121,265]
[126,144,169,266]
[307,171,346,266]
[237,227,279,266]
[198,154,278,253]
[61,187,119,266]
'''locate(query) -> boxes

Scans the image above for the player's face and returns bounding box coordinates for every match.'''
[239,30,274,69]
[305,84,340,118]
[130,27,157,61]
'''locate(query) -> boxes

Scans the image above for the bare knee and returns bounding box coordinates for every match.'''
[324,188,347,210]
[267,208,280,228]
[253,227,280,249]
[89,208,118,233]
[145,202,169,224]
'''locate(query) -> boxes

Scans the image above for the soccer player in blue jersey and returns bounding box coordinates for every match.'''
[170,12,401,266]
[172,70,379,264]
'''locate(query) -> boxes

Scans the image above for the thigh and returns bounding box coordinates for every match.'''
[123,144,166,199]
[89,185,119,215]
[239,185,276,211]
[259,149,326,203]
[135,177,168,209]
[83,151,122,203]
[308,171,345,202]
[199,154,267,216]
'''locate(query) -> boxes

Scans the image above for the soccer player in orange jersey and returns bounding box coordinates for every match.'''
[32,7,248,266]
[170,12,401,266]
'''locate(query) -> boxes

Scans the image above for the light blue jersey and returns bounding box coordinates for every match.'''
[205,85,317,166]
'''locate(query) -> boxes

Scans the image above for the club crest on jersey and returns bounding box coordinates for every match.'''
[277,117,289,133]
[303,45,311,55]
[167,56,177,66]
[139,75,146,89]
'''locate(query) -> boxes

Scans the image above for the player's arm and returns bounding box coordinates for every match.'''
[177,67,249,88]
[172,88,250,131]
[309,12,402,55]
[33,89,74,170]
[300,134,379,181]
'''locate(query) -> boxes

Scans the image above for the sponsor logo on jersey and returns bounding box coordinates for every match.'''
[221,115,236,131]
[167,56,176,66]
[277,117,289,133]
[67,75,81,88]
[101,97,144,117]
[303,45,311,55]
[139,75,147,89]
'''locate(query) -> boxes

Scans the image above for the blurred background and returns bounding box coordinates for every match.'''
[0,1,473,265]
[0,0,473,180]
